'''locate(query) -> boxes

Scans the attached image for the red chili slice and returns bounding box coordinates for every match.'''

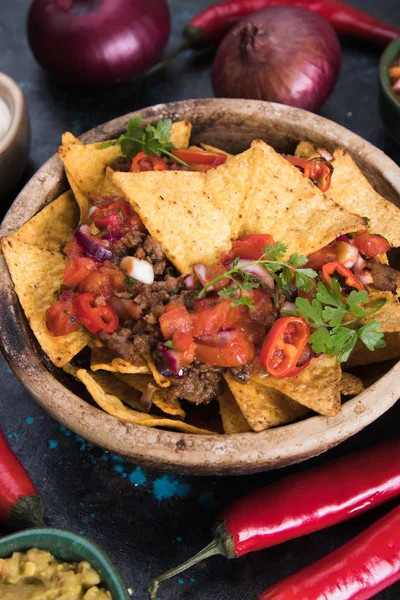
[130,152,168,172]
[260,317,310,378]
[74,293,118,335]
[303,157,333,192]
[322,261,364,291]
[170,149,227,167]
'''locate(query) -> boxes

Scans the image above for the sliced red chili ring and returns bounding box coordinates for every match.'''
[260,317,310,378]
[322,261,364,291]
[74,293,118,335]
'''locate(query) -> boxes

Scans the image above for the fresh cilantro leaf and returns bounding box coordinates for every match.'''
[125,276,136,287]
[322,306,347,327]
[119,136,142,158]
[357,321,386,351]
[231,296,255,309]
[118,208,125,222]
[99,141,117,149]
[316,279,344,308]
[363,298,387,318]
[295,268,318,293]
[309,326,333,354]
[279,265,293,292]
[288,253,308,267]
[264,241,287,261]
[127,117,142,137]
[241,277,260,292]
[330,326,358,363]
[295,297,324,327]
[218,287,237,299]
[346,290,369,317]
[164,340,175,349]
[155,119,173,143]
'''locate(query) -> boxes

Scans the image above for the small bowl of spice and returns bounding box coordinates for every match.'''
[0,72,30,195]
[380,37,400,146]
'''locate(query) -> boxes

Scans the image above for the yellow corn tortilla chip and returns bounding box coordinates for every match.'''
[253,354,342,417]
[114,373,185,419]
[224,373,308,432]
[144,354,171,387]
[2,238,91,367]
[328,148,400,246]
[83,370,144,411]
[345,333,400,367]
[170,121,192,149]
[218,386,251,433]
[204,147,257,239]
[360,287,400,333]
[90,346,150,374]
[112,170,232,274]
[10,191,79,252]
[295,141,317,159]
[75,368,215,434]
[200,143,233,158]
[340,372,365,396]
[64,168,92,224]
[100,167,120,196]
[61,132,82,146]
[241,141,366,257]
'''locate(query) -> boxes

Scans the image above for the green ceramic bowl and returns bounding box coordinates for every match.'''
[0,528,130,600]
[379,37,400,145]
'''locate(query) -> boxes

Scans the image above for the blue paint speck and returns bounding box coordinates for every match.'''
[91,513,95,518]
[111,454,125,464]
[7,433,19,441]
[122,473,127,479]
[198,491,217,511]
[189,578,196,583]
[152,475,191,502]
[49,440,58,449]
[128,467,147,487]
[102,454,109,461]
[176,536,183,542]
[178,579,184,585]
[26,417,34,425]
[114,465,124,474]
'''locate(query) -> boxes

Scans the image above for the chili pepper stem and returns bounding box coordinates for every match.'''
[146,522,236,599]
[139,41,191,80]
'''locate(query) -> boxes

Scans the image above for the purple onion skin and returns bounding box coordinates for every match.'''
[27,0,171,85]
[212,6,341,113]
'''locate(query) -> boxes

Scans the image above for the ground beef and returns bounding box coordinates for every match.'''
[229,364,252,383]
[168,364,223,405]
[109,157,132,172]
[112,230,145,257]
[367,261,398,293]
[99,321,162,363]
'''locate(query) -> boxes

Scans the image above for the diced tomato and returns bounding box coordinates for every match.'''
[191,301,245,337]
[306,245,338,270]
[322,261,364,291]
[159,305,192,339]
[352,233,391,258]
[195,329,254,367]
[222,234,275,263]
[63,255,98,288]
[74,293,118,335]
[46,291,81,336]
[130,152,168,172]
[79,265,126,298]
[172,331,195,352]
[63,237,82,257]
[193,297,224,312]
[194,263,230,292]
[260,317,310,378]
[171,149,227,167]
[90,197,136,230]
[247,288,274,322]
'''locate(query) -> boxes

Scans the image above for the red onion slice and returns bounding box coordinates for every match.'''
[183,274,195,289]
[335,241,359,269]
[233,259,275,291]
[280,302,298,314]
[353,255,374,285]
[193,264,209,287]
[74,225,113,262]
[158,343,184,377]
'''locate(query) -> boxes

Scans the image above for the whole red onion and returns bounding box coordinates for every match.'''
[27,0,171,85]
[212,6,341,112]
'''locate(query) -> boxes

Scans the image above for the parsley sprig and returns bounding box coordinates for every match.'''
[100,117,190,168]
[290,279,387,362]
[198,242,318,309]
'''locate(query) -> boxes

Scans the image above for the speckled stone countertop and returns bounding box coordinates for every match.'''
[0,1,400,599]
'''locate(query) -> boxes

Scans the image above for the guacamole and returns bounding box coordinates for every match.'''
[0,548,112,599]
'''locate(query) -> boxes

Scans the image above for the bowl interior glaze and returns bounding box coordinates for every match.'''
[0,98,399,476]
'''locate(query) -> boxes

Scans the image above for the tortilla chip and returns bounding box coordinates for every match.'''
[100,167,121,196]
[64,168,91,224]
[112,170,232,274]
[90,346,150,374]
[144,354,171,387]
[360,288,400,333]
[224,374,308,432]
[295,141,317,159]
[170,121,192,149]
[200,143,233,158]
[11,191,79,252]
[61,132,82,146]
[204,147,257,239]
[114,373,185,419]
[345,333,400,367]
[340,372,365,396]
[1,238,91,367]
[84,370,145,411]
[328,148,400,246]
[241,141,366,257]
[218,386,251,433]
[75,368,215,434]
[253,354,342,417]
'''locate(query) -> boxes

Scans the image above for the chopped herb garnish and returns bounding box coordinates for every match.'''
[125,275,136,287]
[69,316,76,326]
[99,117,190,168]
[164,340,175,349]
[199,241,317,308]
[118,208,125,222]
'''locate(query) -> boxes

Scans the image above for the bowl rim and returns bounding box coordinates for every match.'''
[0,72,26,155]
[379,37,400,110]
[0,98,399,475]
[0,527,130,600]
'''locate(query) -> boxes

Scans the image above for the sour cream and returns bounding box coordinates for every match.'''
[0,97,11,141]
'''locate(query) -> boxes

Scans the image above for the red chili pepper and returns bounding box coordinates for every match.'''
[0,429,45,529]
[186,0,400,48]
[146,438,400,599]
[258,504,400,599]
[259,317,310,378]
[322,260,364,291]
[303,156,333,193]
[74,293,119,335]
[130,152,168,172]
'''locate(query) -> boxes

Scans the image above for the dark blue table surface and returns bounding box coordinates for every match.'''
[1,1,400,598]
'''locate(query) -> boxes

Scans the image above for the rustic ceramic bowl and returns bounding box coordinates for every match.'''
[0,72,30,194]
[379,37,400,146]
[0,528,130,600]
[0,99,399,475]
